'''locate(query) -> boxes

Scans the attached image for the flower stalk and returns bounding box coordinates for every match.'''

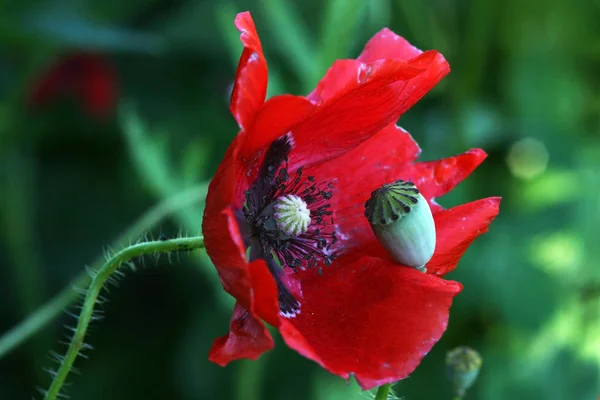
[43,236,205,400]
[0,184,208,361]
[374,383,393,400]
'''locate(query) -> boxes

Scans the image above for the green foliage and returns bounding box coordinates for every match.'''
[0,0,599,399]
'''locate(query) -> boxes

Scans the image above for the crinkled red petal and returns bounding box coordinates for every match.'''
[307,28,426,103]
[205,207,280,326]
[426,197,501,275]
[206,210,281,364]
[209,302,274,365]
[358,28,424,63]
[240,94,316,160]
[278,255,461,390]
[346,197,501,276]
[208,208,251,303]
[304,124,485,252]
[230,12,268,131]
[409,149,488,211]
[290,55,444,170]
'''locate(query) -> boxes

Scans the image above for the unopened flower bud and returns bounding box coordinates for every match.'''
[364,180,436,271]
[446,346,482,398]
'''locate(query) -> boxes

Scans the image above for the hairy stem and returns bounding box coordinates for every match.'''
[0,184,207,360]
[44,236,205,400]
[374,383,393,400]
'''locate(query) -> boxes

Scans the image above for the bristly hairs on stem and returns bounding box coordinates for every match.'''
[0,184,208,363]
[368,383,403,400]
[41,235,205,400]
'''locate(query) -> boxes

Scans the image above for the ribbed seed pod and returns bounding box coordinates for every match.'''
[364,180,436,271]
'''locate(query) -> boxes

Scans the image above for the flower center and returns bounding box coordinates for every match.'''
[241,134,337,318]
[273,194,311,237]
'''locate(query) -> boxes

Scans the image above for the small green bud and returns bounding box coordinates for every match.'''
[364,180,436,271]
[446,346,482,398]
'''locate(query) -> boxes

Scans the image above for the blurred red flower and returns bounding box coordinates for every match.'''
[29,53,117,117]
[202,11,500,389]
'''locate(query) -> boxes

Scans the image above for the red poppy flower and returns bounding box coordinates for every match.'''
[202,11,500,390]
[28,53,117,117]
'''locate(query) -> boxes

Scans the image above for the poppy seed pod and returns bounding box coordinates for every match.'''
[364,180,436,271]
[446,346,482,398]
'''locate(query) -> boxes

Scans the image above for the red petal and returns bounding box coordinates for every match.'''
[304,123,419,250]
[306,59,364,103]
[209,302,274,365]
[427,197,501,276]
[357,28,423,63]
[306,28,427,104]
[307,136,487,252]
[342,197,502,272]
[279,256,461,390]
[82,59,117,116]
[202,136,248,272]
[204,208,281,364]
[28,53,117,116]
[240,94,316,159]
[208,208,252,301]
[230,12,268,131]
[409,149,488,210]
[291,51,448,170]
[204,207,280,325]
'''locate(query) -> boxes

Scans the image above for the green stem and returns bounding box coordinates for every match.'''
[44,236,205,400]
[374,383,393,400]
[0,184,207,360]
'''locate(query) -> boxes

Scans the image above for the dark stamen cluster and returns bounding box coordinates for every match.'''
[244,135,337,271]
[269,166,337,269]
[241,134,337,317]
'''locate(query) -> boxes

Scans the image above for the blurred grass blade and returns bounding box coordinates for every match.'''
[24,9,167,54]
[318,0,366,69]
[366,0,392,29]
[394,0,431,45]
[120,102,205,227]
[0,153,44,316]
[181,138,209,187]
[215,2,247,66]
[458,0,499,99]
[261,0,319,91]
[120,103,177,195]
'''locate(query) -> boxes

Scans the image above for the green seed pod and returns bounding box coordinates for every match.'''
[446,346,482,398]
[364,180,436,271]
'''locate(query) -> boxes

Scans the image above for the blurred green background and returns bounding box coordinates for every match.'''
[1,0,599,399]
